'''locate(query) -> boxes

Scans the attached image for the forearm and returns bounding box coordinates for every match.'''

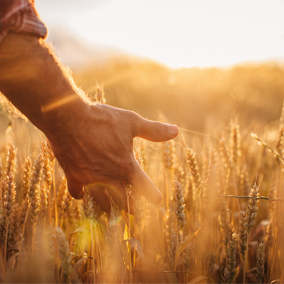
[0,33,86,141]
[0,32,177,208]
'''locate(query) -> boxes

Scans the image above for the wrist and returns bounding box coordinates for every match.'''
[41,93,89,144]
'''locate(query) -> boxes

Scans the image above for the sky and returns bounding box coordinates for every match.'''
[36,0,284,68]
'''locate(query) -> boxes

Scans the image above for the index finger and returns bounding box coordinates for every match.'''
[128,161,162,205]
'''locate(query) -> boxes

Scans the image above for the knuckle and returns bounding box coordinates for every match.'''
[153,121,160,136]
[128,110,139,119]
[128,111,141,136]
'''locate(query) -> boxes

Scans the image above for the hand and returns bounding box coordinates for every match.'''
[0,33,179,213]
[47,102,179,213]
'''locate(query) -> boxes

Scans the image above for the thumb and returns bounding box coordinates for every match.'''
[67,180,84,199]
[133,116,179,142]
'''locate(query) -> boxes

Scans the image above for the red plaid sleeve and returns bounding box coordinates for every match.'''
[0,0,47,43]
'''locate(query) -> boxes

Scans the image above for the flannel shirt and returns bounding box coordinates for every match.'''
[0,0,47,43]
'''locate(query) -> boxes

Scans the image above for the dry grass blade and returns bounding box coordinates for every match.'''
[123,237,145,262]
[233,263,243,282]
[5,252,19,271]
[73,256,93,277]
[251,133,284,161]
[174,226,202,270]
[69,226,84,237]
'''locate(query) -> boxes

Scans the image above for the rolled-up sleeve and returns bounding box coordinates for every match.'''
[0,0,47,43]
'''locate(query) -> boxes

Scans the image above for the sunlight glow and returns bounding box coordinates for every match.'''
[36,0,284,68]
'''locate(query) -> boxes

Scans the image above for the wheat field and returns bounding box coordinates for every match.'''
[0,62,283,283]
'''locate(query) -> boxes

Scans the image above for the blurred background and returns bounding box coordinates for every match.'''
[35,0,284,134]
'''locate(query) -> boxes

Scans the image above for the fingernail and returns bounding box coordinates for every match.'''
[168,125,179,136]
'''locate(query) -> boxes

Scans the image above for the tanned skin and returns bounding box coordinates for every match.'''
[0,33,179,213]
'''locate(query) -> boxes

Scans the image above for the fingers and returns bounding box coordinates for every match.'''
[86,181,134,214]
[67,175,135,213]
[86,184,112,213]
[106,180,134,214]
[128,162,162,205]
[67,180,84,199]
[132,114,179,142]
